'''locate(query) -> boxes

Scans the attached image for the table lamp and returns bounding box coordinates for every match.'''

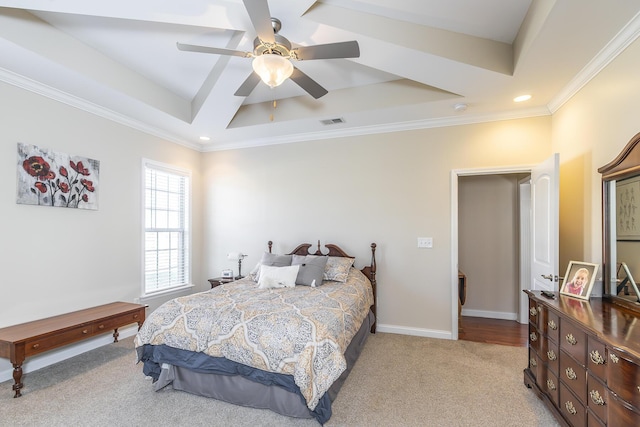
[227,252,247,279]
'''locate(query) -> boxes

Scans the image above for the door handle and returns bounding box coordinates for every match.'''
[541,274,560,282]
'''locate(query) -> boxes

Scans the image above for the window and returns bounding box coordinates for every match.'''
[143,160,190,294]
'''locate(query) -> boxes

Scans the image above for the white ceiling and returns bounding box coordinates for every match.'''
[1,0,639,151]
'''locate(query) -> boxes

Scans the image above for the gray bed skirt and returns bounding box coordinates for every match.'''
[140,310,374,424]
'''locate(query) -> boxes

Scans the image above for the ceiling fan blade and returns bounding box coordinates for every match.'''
[292,41,360,60]
[234,72,261,97]
[243,0,275,44]
[290,67,328,99]
[176,42,250,58]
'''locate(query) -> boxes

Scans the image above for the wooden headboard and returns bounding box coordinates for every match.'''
[268,240,377,333]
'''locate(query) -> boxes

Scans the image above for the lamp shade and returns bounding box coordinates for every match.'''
[227,252,247,261]
[252,54,293,88]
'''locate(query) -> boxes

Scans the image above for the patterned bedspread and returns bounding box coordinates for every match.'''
[134,267,374,410]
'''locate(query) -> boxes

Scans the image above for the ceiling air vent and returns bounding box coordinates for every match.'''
[320,117,345,125]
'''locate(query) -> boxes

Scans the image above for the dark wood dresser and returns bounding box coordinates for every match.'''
[524,290,640,426]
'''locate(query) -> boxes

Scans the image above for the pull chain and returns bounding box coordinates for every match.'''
[270,99,277,122]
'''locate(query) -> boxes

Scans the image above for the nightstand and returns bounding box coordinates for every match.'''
[208,277,235,288]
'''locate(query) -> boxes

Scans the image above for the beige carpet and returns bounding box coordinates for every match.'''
[0,333,558,426]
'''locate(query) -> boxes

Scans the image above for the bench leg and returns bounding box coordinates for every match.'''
[12,363,23,398]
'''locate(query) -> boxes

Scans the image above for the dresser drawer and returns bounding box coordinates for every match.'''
[587,410,605,427]
[560,320,586,366]
[607,391,640,426]
[542,336,559,375]
[587,373,607,423]
[529,323,541,353]
[542,368,560,406]
[543,309,560,343]
[560,382,586,427]
[529,348,540,381]
[94,311,143,332]
[24,325,93,356]
[607,349,640,408]
[561,349,587,403]
[529,299,541,327]
[587,337,607,382]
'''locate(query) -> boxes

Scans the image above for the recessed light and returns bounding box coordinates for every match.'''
[453,103,468,112]
[199,136,210,141]
[514,94,532,103]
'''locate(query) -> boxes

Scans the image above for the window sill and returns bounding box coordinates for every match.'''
[139,283,194,303]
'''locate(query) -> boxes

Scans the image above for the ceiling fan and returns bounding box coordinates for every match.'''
[176,0,360,99]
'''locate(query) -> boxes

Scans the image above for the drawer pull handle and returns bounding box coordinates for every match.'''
[610,353,619,364]
[530,332,537,342]
[590,350,605,365]
[537,306,542,313]
[590,390,605,406]
[565,401,577,415]
[565,367,577,380]
[548,319,558,330]
[530,358,537,367]
[82,329,89,334]
[565,333,577,345]
[530,307,537,316]
[547,379,556,391]
[547,350,557,361]
[133,314,139,319]
[98,325,105,329]
[32,343,40,349]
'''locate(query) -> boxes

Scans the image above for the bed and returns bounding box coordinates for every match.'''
[135,241,377,424]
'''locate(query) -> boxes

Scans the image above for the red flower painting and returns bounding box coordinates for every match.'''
[17,143,99,209]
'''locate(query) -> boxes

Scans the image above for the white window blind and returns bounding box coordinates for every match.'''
[143,161,190,294]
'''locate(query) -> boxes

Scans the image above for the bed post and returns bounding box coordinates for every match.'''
[369,243,377,333]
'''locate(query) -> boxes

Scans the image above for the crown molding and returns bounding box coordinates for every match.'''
[0,67,201,151]
[202,106,551,152]
[548,10,640,113]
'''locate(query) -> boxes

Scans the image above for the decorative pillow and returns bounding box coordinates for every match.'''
[250,252,293,281]
[292,255,328,287]
[248,262,261,281]
[324,256,355,282]
[257,265,300,289]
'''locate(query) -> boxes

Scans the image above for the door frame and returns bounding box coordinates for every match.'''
[450,165,535,340]
[519,177,532,324]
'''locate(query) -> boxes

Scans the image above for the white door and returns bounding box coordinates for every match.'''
[530,153,560,292]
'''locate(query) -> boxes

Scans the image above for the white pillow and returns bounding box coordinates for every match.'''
[257,265,300,289]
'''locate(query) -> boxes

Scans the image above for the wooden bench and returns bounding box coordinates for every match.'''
[0,301,146,397]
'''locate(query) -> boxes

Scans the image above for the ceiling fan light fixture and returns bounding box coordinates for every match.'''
[252,54,293,88]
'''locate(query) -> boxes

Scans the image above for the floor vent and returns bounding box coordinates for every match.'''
[320,117,345,125]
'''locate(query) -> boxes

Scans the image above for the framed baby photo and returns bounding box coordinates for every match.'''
[560,261,599,300]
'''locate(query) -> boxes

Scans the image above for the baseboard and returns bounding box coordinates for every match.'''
[376,323,452,340]
[0,325,139,383]
[461,309,517,321]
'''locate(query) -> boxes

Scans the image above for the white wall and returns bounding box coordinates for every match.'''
[0,81,203,377]
[202,119,552,337]
[553,35,640,273]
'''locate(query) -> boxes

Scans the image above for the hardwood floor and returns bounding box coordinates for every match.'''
[459,316,528,347]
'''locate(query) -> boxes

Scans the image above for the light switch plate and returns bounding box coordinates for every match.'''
[418,237,433,248]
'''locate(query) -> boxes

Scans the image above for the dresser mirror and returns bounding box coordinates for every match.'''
[599,131,640,311]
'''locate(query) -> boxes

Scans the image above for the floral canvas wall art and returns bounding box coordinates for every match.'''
[16,143,99,210]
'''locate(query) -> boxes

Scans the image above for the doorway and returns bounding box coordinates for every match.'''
[458,173,529,323]
[450,155,559,340]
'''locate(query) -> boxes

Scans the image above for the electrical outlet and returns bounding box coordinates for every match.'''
[417,237,433,248]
